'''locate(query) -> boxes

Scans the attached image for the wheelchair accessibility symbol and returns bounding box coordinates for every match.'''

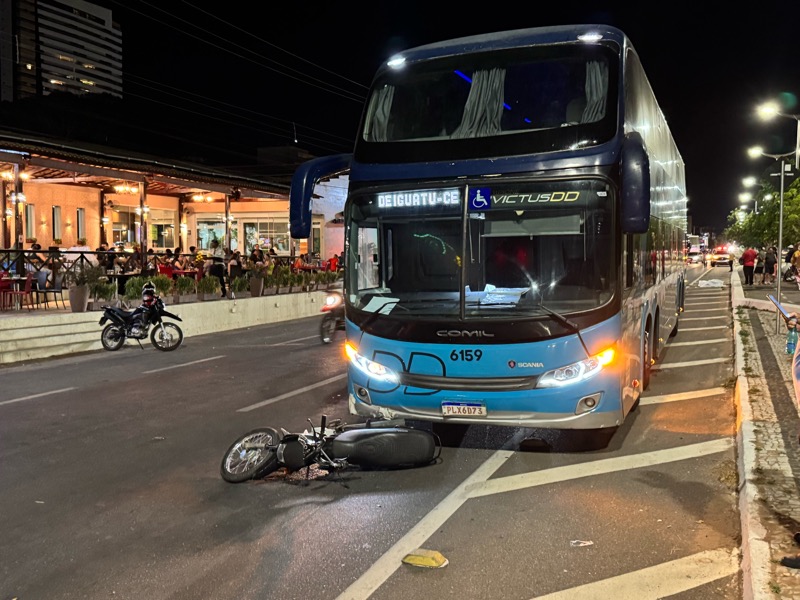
[469,188,491,210]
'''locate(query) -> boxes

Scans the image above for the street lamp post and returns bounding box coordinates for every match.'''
[749,146,794,333]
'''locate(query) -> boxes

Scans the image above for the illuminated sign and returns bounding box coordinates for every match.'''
[494,191,581,204]
[377,188,460,208]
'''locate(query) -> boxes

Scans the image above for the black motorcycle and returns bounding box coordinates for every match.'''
[99,295,183,352]
[319,287,345,343]
[220,415,440,483]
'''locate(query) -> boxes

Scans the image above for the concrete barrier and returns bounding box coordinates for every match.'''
[0,290,327,364]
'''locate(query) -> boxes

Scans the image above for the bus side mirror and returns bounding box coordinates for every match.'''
[620,132,650,234]
[290,153,352,239]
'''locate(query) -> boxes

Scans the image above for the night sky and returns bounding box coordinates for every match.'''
[99,2,799,233]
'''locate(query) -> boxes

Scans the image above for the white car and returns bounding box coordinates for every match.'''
[686,251,704,265]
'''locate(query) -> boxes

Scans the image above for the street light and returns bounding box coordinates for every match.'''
[757,101,800,170]
[748,145,795,333]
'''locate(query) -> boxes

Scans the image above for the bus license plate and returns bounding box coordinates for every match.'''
[441,402,486,417]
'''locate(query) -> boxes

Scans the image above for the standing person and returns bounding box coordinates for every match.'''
[741,245,758,286]
[206,239,227,298]
[756,247,767,284]
[249,244,265,264]
[728,248,735,273]
[764,246,777,285]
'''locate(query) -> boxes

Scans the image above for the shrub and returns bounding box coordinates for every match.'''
[152,274,173,296]
[196,274,220,294]
[175,275,196,295]
[231,275,249,293]
[124,276,146,300]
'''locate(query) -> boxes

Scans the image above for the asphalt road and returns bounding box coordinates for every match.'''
[0,269,742,600]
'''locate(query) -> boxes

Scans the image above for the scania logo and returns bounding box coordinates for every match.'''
[436,330,495,338]
[508,360,544,368]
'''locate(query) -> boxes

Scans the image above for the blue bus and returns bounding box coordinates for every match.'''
[290,25,687,446]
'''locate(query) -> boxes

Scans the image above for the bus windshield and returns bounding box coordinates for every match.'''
[346,180,615,319]
[359,44,618,161]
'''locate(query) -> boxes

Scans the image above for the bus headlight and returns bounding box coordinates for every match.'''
[536,346,615,388]
[345,342,399,384]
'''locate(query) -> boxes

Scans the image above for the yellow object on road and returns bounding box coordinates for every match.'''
[401,548,449,568]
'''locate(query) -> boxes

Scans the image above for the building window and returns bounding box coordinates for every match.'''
[25,204,35,239]
[52,206,62,241]
[76,208,85,239]
[243,219,289,255]
[197,220,225,250]
[148,208,177,249]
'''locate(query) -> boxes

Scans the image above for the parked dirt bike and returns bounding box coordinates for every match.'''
[99,294,183,352]
[220,415,441,483]
[319,288,345,343]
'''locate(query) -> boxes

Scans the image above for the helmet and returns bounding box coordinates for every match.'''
[142,281,156,306]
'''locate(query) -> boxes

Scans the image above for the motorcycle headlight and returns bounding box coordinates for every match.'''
[536,346,615,388]
[344,342,399,384]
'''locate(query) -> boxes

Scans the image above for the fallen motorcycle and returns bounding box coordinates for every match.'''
[98,281,183,352]
[220,415,440,483]
[319,287,345,344]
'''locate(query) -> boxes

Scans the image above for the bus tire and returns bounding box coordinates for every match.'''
[642,327,652,391]
[564,427,618,451]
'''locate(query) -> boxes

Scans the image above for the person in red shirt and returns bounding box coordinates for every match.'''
[327,254,339,272]
[741,246,759,286]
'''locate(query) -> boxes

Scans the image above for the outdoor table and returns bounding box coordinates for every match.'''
[173,269,199,280]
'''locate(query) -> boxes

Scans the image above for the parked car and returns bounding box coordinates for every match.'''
[686,251,704,265]
[709,247,733,267]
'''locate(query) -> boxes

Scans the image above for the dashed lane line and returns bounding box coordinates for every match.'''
[0,387,77,407]
[681,325,729,331]
[237,373,347,412]
[142,355,225,374]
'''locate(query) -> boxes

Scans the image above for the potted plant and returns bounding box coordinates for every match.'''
[67,264,105,312]
[196,274,220,301]
[53,238,62,246]
[124,275,147,303]
[25,237,37,244]
[77,237,87,246]
[174,275,196,303]
[231,275,249,296]
[275,265,292,294]
[152,273,173,298]
[89,279,116,309]
[248,264,266,297]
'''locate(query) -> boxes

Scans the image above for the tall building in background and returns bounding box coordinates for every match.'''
[0,0,122,102]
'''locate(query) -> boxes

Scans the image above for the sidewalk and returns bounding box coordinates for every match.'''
[731,266,800,599]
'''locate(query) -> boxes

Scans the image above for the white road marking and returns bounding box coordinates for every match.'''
[271,334,319,346]
[532,547,739,600]
[639,387,728,406]
[237,373,347,412]
[335,429,529,600]
[0,387,76,407]
[669,338,728,346]
[143,355,225,374]
[653,357,729,369]
[681,316,727,321]
[681,325,729,331]
[468,439,732,498]
[336,437,732,600]
[683,308,732,313]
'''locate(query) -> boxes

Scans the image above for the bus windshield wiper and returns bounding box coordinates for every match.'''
[533,304,591,357]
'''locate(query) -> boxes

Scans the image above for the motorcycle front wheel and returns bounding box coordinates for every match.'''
[101,324,125,351]
[220,427,282,483]
[320,313,337,344]
[150,322,183,351]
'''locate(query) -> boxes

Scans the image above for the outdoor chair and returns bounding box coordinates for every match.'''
[3,272,36,311]
[38,272,66,309]
[0,272,10,310]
